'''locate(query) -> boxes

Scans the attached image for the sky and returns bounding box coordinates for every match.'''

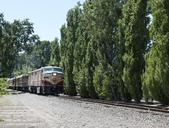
[0,0,85,41]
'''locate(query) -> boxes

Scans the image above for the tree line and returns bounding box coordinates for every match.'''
[0,13,60,77]
[60,0,169,105]
[1,0,169,104]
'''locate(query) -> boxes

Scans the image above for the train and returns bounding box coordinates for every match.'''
[8,66,64,95]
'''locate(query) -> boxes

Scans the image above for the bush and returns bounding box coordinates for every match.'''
[75,68,89,98]
[0,78,7,95]
[93,64,113,100]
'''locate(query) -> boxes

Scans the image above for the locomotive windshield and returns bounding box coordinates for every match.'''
[53,67,63,73]
[43,67,63,73]
[43,68,53,72]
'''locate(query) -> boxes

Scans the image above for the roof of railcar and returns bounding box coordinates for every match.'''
[16,74,28,79]
[7,77,15,81]
[8,74,28,81]
[42,66,62,69]
[28,65,62,74]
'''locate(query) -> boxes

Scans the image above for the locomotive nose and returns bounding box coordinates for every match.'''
[52,72,64,82]
[52,72,57,76]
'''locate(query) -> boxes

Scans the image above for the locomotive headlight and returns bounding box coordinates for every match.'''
[52,73,57,76]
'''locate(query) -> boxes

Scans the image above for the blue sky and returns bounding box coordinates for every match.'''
[0,0,85,41]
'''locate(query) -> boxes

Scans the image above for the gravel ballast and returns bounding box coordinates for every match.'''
[0,93,169,128]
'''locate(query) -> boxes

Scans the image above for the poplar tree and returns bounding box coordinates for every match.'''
[72,3,90,98]
[60,6,82,96]
[121,0,148,102]
[49,38,61,66]
[142,0,169,104]
[85,41,98,98]
[60,24,67,70]
[83,0,128,100]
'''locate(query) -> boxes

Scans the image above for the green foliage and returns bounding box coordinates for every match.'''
[74,66,89,98]
[121,0,148,102]
[93,65,103,98]
[93,64,113,100]
[61,0,134,100]
[0,78,7,95]
[0,13,36,77]
[142,0,169,104]
[72,4,90,98]
[85,42,98,98]
[102,74,113,100]
[60,5,84,96]
[13,37,51,75]
[49,38,61,66]
[83,0,125,100]
[31,40,51,68]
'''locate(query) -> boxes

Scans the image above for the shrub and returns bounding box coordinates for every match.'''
[0,78,7,95]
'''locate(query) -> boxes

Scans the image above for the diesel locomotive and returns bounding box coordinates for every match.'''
[8,66,64,95]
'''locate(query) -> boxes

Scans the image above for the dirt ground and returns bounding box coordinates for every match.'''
[0,94,49,128]
[0,93,169,128]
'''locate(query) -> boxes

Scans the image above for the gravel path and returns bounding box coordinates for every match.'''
[0,93,169,128]
[0,95,49,128]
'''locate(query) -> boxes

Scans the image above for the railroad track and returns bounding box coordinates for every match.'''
[59,95,169,113]
[7,89,169,113]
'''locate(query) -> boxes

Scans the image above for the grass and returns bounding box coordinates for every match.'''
[0,91,7,96]
[0,118,4,122]
[0,78,8,96]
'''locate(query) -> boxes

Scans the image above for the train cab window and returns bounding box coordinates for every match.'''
[43,67,63,73]
[53,68,63,73]
[43,68,53,72]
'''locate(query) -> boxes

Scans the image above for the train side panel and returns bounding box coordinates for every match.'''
[28,69,42,93]
[8,66,64,95]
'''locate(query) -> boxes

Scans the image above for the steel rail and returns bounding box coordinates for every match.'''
[59,95,169,113]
